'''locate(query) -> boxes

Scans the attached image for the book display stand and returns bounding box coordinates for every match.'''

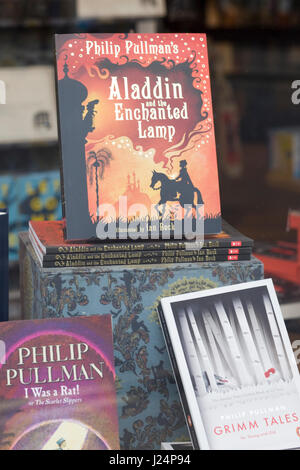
[0,2,298,449]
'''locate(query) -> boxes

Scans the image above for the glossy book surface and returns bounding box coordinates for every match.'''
[55,33,221,240]
[0,316,119,450]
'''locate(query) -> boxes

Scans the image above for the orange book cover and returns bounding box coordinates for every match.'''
[55,33,221,240]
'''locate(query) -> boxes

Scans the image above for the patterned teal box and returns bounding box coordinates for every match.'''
[19,232,264,450]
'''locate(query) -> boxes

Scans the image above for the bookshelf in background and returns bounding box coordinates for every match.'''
[0,0,166,268]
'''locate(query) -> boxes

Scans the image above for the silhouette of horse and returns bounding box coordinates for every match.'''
[150,170,203,216]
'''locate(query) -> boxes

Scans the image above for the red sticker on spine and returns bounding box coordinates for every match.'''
[231,241,242,247]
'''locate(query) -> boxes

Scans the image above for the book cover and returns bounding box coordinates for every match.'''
[55,33,221,240]
[269,128,300,180]
[29,219,251,255]
[0,171,61,262]
[0,315,119,450]
[159,279,300,450]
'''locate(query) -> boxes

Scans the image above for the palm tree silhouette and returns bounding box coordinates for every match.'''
[87,149,113,223]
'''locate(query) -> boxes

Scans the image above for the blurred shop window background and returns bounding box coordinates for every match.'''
[1,0,300,327]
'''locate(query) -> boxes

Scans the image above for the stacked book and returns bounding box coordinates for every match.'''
[28,219,254,269]
[25,33,255,271]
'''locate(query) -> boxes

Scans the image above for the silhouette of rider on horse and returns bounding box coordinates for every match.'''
[175,159,193,194]
[150,159,204,217]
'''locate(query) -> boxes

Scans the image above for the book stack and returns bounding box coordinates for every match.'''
[28,219,253,268]
[18,33,265,449]
[19,33,256,271]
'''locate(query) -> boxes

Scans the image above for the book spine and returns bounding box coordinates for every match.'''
[42,247,252,262]
[33,232,253,254]
[41,253,252,268]
[157,304,199,449]
[44,240,253,254]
